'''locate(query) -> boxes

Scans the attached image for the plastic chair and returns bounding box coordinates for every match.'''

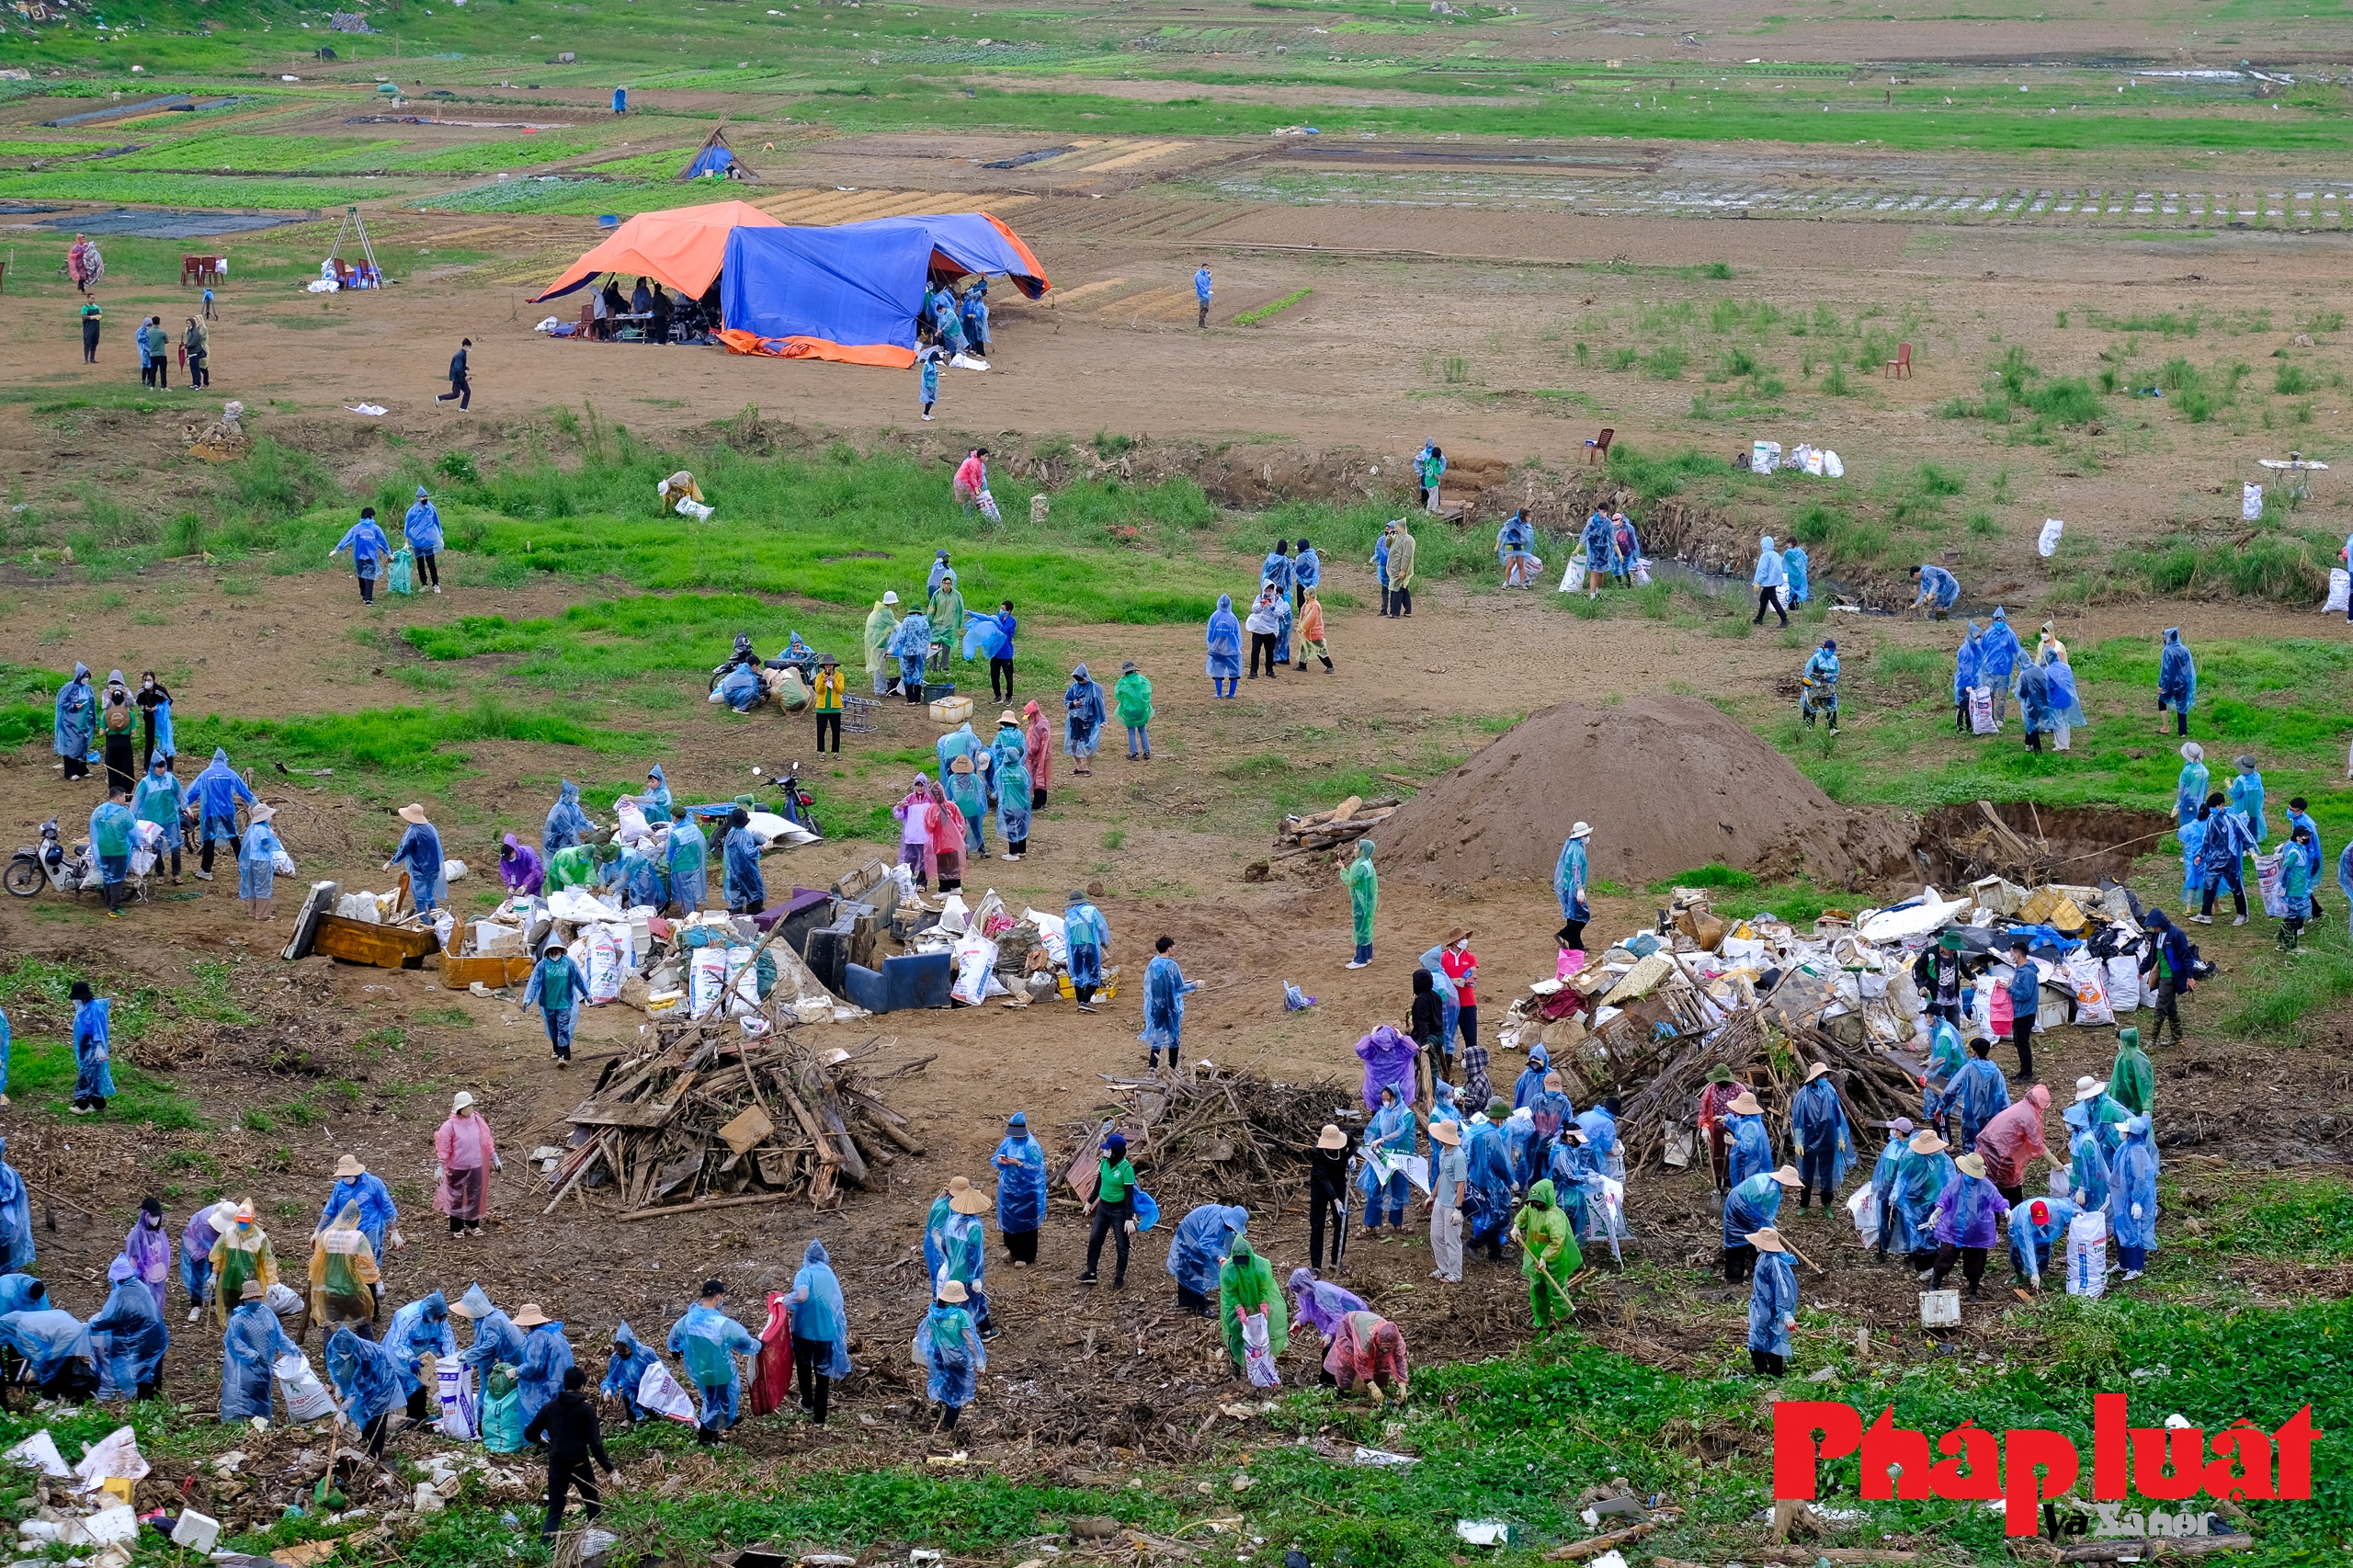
[1585,427,1614,466]
[1885,344,1912,380]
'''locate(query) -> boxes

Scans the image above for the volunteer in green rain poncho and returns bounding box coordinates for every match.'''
[1342,839,1377,969]
[2109,1028,2155,1118]
[928,574,967,669]
[1512,1178,1579,1330]
[1215,1237,1287,1375]
[865,593,904,697]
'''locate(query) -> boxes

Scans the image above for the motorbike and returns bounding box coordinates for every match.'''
[5,817,96,900]
[767,761,822,839]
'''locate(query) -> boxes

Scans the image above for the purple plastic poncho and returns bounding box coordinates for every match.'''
[1286,1267,1368,1341]
[1355,1024,1418,1111]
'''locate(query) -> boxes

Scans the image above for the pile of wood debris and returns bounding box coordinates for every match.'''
[1273,794,1397,858]
[546,1021,928,1220]
[1059,1064,1356,1214]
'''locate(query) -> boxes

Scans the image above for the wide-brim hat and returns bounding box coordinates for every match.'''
[950,1184,988,1215]
[1317,1124,1346,1152]
[452,1091,475,1112]
[1804,1062,1831,1083]
[449,1293,489,1319]
[2075,1076,2109,1103]
[1938,930,1967,950]
[1909,1131,1949,1155]
[2235,755,2256,770]
[1120,660,1138,674]
[1429,1119,1461,1146]
[1568,822,1592,841]
[1745,1227,1788,1254]
[398,803,430,824]
[1445,926,1472,943]
[512,1304,551,1328]
[1955,1153,1989,1179]
[335,1154,366,1178]
[1708,1065,1734,1085]
[241,1279,267,1301]
[2181,742,2204,761]
[999,710,1017,725]
[949,756,973,774]
[250,802,276,824]
[819,654,838,667]
[1771,1165,1803,1187]
[937,1279,970,1304]
[1727,1092,1763,1116]
[882,591,900,605]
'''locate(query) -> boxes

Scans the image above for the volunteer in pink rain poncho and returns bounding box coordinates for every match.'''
[435,1092,504,1238]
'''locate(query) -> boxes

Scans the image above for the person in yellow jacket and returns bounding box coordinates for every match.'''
[1511,1178,1579,1332]
[1386,521,1417,619]
[813,654,846,755]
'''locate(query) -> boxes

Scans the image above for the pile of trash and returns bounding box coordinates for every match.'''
[1742,438,1845,477]
[1058,1062,1355,1211]
[4,1425,150,1565]
[184,399,251,460]
[553,1019,926,1213]
[1497,870,2168,1171]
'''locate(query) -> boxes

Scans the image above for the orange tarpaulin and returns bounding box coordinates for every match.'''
[529,199,781,304]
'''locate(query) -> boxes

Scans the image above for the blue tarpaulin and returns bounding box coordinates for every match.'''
[685,144,736,179]
[719,212,1050,368]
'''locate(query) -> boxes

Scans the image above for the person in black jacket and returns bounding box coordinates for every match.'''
[1307,1123,1352,1273]
[522,1367,619,1544]
[435,338,472,410]
[1410,968,1449,1086]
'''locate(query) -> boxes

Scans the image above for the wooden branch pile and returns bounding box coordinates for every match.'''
[1274,795,1397,858]
[1926,800,2054,886]
[1613,1003,1923,1175]
[549,1022,930,1221]
[1062,1065,1355,1212]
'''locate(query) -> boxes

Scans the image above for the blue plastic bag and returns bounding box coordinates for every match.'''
[1132,1188,1161,1233]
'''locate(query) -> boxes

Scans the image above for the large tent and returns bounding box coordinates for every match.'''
[715,211,1050,368]
[529,199,779,304]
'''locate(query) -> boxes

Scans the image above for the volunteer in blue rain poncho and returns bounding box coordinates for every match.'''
[1165,1203,1247,1314]
[1419,945,1461,1058]
[2159,627,2198,736]
[642,766,673,824]
[1513,1043,1554,1111]
[0,1141,32,1276]
[517,1305,575,1427]
[221,1280,300,1422]
[0,1275,46,1318]
[2178,808,2209,911]
[1360,1086,1417,1230]
[1063,892,1110,1012]
[1865,1119,1915,1258]
[1921,1015,1967,1139]
[1464,1109,1518,1261]
[132,754,186,881]
[1725,1091,1772,1188]
[1800,641,1839,731]
[2174,743,2210,827]
[614,841,665,910]
[1912,562,1961,616]
[1140,937,1199,1070]
[890,609,935,701]
[385,1290,456,1419]
[722,808,765,915]
[2009,1188,2079,1288]
[993,1113,1047,1264]
[72,981,116,1110]
[544,780,594,861]
[994,730,1032,858]
[1580,509,1618,590]
[2018,658,2056,752]
[1951,620,1984,733]
[319,1155,400,1264]
[187,746,257,879]
[1751,536,1790,626]
[329,511,392,602]
[944,756,989,861]
[667,811,708,915]
[522,938,589,1065]
[1790,1063,1856,1210]
[1722,1165,1800,1283]
[1205,596,1244,697]
[457,1285,528,1379]
[991,714,1027,793]
[1977,608,2022,722]
[1783,541,1811,606]
[1554,823,1592,951]
[2229,754,2268,844]
[88,1255,166,1400]
[601,1322,660,1423]
[788,1240,852,1422]
[2108,1116,2160,1279]
[385,804,446,916]
[0,1306,95,1399]
[1745,1228,1800,1375]
[1891,1130,1957,1267]
[1262,540,1294,600]
[1574,1101,1621,1182]
[915,1279,985,1428]
[1948,1040,2011,1148]
[669,1282,761,1437]
[1496,511,1539,585]
[327,1324,410,1456]
[1293,538,1322,604]
[52,663,94,778]
[937,1182,993,1336]
[2067,1101,2111,1212]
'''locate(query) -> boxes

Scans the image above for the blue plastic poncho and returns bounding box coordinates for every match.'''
[1064,898,1109,990]
[2175,751,2211,824]
[458,1288,527,1374]
[1503,1111,1538,1189]
[890,611,934,686]
[0,1309,91,1389]
[1358,1098,1415,1197]
[0,1142,31,1276]
[2178,815,2208,903]
[1752,537,1789,590]
[994,1121,1047,1234]
[600,1322,660,1418]
[1139,952,1194,1054]
[1783,544,1811,605]
[1581,511,1617,576]
[318,1173,399,1263]
[1953,620,1983,703]
[2067,1116,2111,1211]
[1166,1203,1247,1298]
[331,517,392,571]
[722,824,765,912]
[1554,836,1590,924]
[2229,766,2268,845]
[1205,596,1243,680]
[1464,1120,1517,1238]
[390,820,446,912]
[87,1269,167,1397]
[668,1303,759,1421]
[1418,946,1461,1051]
[0,1275,41,1318]
[1727,1115,1773,1188]
[2108,1117,2159,1253]
[667,814,708,912]
[1294,546,1322,590]
[1496,513,1534,568]
[53,664,94,762]
[1262,549,1294,596]
[327,1324,406,1429]
[1867,1136,1907,1243]
[915,1302,984,1406]
[385,1290,455,1380]
[543,780,593,860]
[220,1300,298,1421]
[1574,1105,1620,1175]
[1513,1044,1552,1111]
[2158,628,2197,712]
[517,1319,574,1426]
[1918,562,1961,608]
[74,995,117,1104]
[716,663,761,712]
[1269,591,1294,665]
[1747,1249,1799,1358]
[2288,806,2324,883]
[1978,608,2021,688]
[404,494,444,553]
[939,1208,988,1305]
[1430,1080,1463,1129]
[2018,662,2055,736]
[132,765,186,849]
[961,614,1009,661]
[1949,1056,2010,1148]
[2200,807,2256,880]
[642,766,673,824]
[995,750,1032,846]
[187,747,256,830]
[1891,1145,1956,1256]
[1722,1171,1785,1248]
[2010,1195,2078,1283]
[790,1241,852,1379]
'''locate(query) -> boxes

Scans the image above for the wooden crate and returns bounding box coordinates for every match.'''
[310,913,440,970]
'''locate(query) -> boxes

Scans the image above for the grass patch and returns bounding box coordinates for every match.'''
[1234,288,1312,325]
[2210,1172,2353,1260]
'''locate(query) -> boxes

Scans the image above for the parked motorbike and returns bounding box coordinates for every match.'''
[4,817,96,900]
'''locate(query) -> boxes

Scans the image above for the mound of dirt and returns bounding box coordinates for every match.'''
[1380,696,1918,892]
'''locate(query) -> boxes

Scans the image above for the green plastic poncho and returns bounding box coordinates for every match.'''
[1113,670,1154,727]
[928,583,967,658]
[1217,1237,1287,1371]
[2109,1028,2155,1118]
[864,599,901,680]
[1342,839,1378,945]
[1513,1178,1580,1326]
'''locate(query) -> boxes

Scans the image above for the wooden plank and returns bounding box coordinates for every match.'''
[717,1105,775,1156]
[618,1188,808,1222]
[2059,1537,2254,1563]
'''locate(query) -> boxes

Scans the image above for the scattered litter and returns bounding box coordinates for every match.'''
[1351,1447,1419,1467]
[1455,1520,1516,1548]
[2,1431,67,1477]
[343,401,386,415]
